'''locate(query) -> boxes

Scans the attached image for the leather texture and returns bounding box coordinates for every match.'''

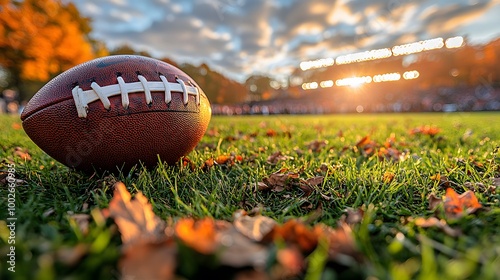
[21,55,211,173]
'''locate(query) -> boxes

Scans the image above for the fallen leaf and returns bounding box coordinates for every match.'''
[175,217,218,255]
[409,125,440,136]
[342,208,364,225]
[444,188,482,218]
[13,147,31,161]
[234,214,277,242]
[265,219,318,253]
[120,239,177,280]
[266,151,292,164]
[266,129,278,137]
[414,217,461,237]
[314,222,363,263]
[298,176,324,196]
[11,123,21,130]
[383,172,395,183]
[428,188,482,218]
[105,182,165,245]
[276,247,304,277]
[306,140,328,153]
[261,171,300,192]
[218,223,269,269]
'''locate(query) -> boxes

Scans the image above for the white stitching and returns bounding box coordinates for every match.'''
[159,75,172,104]
[137,75,152,104]
[71,75,200,118]
[117,76,129,109]
[90,82,111,109]
[176,78,188,105]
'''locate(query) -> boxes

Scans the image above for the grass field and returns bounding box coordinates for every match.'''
[1,112,499,279]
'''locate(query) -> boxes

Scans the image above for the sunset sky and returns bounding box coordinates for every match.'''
[73,0,500,83]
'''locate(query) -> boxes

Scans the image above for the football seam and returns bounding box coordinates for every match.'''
[72,75,200,118]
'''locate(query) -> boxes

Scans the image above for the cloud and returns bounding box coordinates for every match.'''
[73,0,499,82]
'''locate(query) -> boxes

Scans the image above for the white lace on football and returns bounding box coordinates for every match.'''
[72,75,200,118]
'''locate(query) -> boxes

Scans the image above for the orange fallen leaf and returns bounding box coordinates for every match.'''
[276,247,304,277]
[14,147,31,161]
[383,171,395,183]
[428,188,482,219]
[175,217,218,255]
[265,219,318,253]
[11,123,21,130]
[444,188,482,218]
[409,125,440,136]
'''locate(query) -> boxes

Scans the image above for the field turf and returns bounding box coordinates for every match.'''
[0,113,499,279]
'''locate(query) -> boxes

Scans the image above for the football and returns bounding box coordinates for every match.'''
[21,55,211,173]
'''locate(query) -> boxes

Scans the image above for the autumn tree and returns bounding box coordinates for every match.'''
[0,0,96,100]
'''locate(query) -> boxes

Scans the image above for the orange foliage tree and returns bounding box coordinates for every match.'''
[0,0,96,100]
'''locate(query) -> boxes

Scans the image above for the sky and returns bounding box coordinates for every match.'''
[72,0,500,84]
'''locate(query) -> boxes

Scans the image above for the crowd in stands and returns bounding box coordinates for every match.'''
[0,89,22,115]
[211,84,500,115]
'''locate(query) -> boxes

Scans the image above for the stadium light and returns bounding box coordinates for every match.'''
[299,36,464,70]
[320,80,334,88]
[301,69,420,90]
[403,70,419,80]
[392,37,444,56]
[336,48,392,65]
[335,76,372,87]
[445,36,464,48]
[300,58,335,71]
[373,72,401,82]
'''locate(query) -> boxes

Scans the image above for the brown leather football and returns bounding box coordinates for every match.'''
[21,55,211,173]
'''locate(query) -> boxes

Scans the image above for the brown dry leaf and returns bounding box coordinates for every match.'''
[261,171,299,192]
[120,239,177,280]
[105,182,165,245]
[355,136,377,156]
[298,176,324,197]
[414,217,461,237]
[234,213,277,242]
[314,222,363,263]
[342,208,364,225]
[378,147,402,161]
[175,217,218,255]
[266,151,292,164]
[306,140,328,153]
[428,193,442,211]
